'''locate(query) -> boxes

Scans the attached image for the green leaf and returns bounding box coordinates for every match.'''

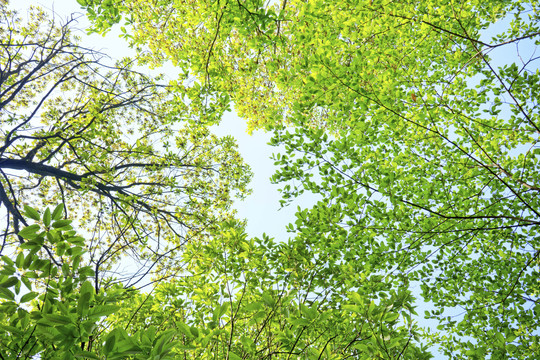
[1,255,14,267]
[75,351,99,359]
[3,325,23,336]
[72,255,81,271]
[0,287,15,300]
[55,323,78,338]
[15,252,24,268]
[383,313,400,322]
[20,291,39,303]
[262,292,274,307]
[66,236,85,245]
[24,205,40,221]
[89,305,120,318]
[43,207,51,227]
[240,335,255,349]
[342,304,361,313]
[18,225,41,240]
[189,326,199,338]
[46,231,58,244]
[300,303,317,320]
[229,352,242,360]
[104,333,116,354]
[56,241,67,257]
[42,314,72,325]
[349,292,363,305]
[0,276,19,288]
[19,241,40,251]
[78,292,92,316]
[21,275,32,291]
[51,204,64,221]
[213,302,229,320]
[51,219,72,228]
[177,322,194,338]
[244,302,263,312]
[29,311,42,321]
[23,253,34,269]
[154,329,176,355]
[80,280,94,297]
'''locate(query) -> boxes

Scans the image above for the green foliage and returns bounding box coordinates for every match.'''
[1,6,432,358]
[0,6,251,283]
[80,0,540,357]
[105,221,432,359]
[2,0,536,357]
[1,213,430,359]
[0,208,180,359]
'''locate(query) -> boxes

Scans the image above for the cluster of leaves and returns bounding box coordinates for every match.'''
[0,205,180,359]
[1,211,431,359]
[0,5,251,285]
[109,221,432,359]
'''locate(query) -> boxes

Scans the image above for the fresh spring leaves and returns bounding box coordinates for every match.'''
[0,207,180,360]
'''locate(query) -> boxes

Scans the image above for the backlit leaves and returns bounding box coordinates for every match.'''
[80,0,540,356]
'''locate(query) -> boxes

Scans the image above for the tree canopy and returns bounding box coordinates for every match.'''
[0,4,429,360]
[1,0,539,359]
[0,5,251,287]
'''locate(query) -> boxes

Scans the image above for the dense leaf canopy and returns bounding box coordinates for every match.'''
[1,0,539,359]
